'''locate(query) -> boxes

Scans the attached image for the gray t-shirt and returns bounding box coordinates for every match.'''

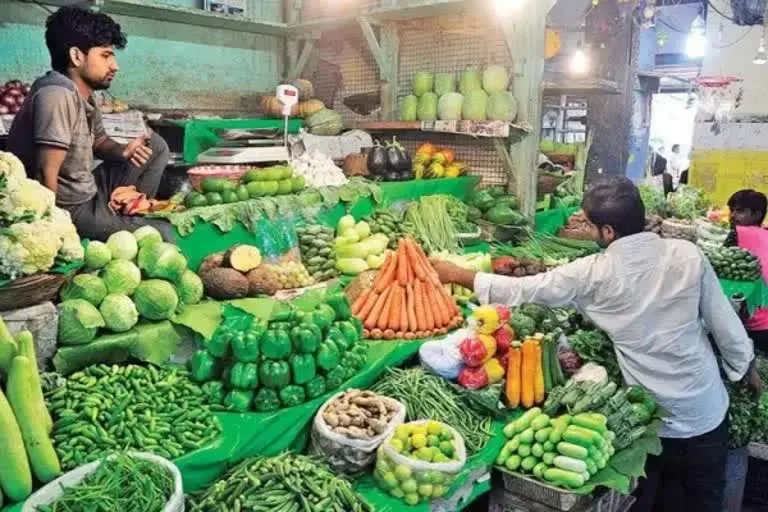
[7,71,104,207]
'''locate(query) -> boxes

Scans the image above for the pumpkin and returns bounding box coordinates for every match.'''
[261,95,302,117]
[292,78,315,101]
[305,109,344,136]
[298,99,325,118]
[343,152,368,176]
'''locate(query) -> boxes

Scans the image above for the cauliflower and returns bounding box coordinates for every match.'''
[50,207,84,261]
[2,220,63,276]
[1,178,56,222]
[0,235,28,280]
[0,151,27,185]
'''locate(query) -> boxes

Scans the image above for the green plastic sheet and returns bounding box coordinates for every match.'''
[533,206,580,235]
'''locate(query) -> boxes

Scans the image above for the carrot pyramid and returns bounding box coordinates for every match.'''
[351,237,463,340]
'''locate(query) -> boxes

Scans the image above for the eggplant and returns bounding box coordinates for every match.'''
[398,148,412,172]
[385,141,403,172]
[398,168,413,181]
[367,143,388,175]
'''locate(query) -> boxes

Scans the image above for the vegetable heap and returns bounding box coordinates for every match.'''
[504,332,565,409]
[702,246,762,281]
[187,453,373,512]
[493,233,600,266]
[320,389,401,440]
[466,186,525,227]
[0,151,83,281]
[410,142,470,180]
[298,223,338,283]
[46,364,222,470]
[496,408,614,490]
[185,165,307,209]
[334,215,389,276]
[402,195,461,254]
[371,367,493,454]
[0,324,62,504]
[456,305,511,390]
[387,420,460,463]
[39,453,174,512]
[567,329,622,384]
[291,149,348,187]
[431,251,491,305]
[59,228,202,345]
[351,237,462,340]
[189,293,367,412]
[363,209,405,250]
[366,137,413,182]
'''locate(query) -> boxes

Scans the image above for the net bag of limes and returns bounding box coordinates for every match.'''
[310,390,407,475]
[373,420,467,505]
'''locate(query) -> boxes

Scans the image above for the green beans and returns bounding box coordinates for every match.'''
[40,453,174,512]
[370,367,493,453]
[45,364,222,470]
[187,453,373,512]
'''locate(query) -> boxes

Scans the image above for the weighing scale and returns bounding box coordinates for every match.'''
[196,84,299,164]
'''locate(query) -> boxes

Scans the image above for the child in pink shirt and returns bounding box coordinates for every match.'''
[726,189,768,351]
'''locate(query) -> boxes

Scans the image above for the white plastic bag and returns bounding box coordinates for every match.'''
[373,420,467,504]
[22,452,184,512]
[419,329,467,380]
[310,390,406,475]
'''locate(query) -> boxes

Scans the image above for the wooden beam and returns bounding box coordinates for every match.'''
[287,39,317,81]
[357,17,387,74]
[379,23,399,120]
[286,0,302,79]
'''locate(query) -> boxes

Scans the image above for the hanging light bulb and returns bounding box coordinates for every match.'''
[686,15,706,58]
[570,43,589,75]
[754,35,767,64]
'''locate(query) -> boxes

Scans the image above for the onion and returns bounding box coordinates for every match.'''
[1,95,16,107]
[5,80,22,88]
[22,84,30,94]
[0,105,9,115]
[7,88,21,97]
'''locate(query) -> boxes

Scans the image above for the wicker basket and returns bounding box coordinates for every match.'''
[343,270,377,305]
[187,165,248,192]
[0,273,68,311]
[496,468,591,511]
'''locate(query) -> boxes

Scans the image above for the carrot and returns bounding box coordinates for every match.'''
[357,290,380,322]
[400,284,408,332]
[438,286,459,318]
[403,237,427,281]
[520,339,537,408]
[426,283,446,328]
[416,279,435,330]
[383,329,395,340]
[388,285,402,331]
[533,341,545,405]
[410,237,441,285]
[377,285,397,331]
[406,284,418,332]
[506,344,522,408]
[433,283,452,327]
[351,290,369,315]
[371,328,383,340]
[406,253,415,283]
[364,287,390,330]
[373,253,397,293]
[412,280,429,331]
[397,243,410,286]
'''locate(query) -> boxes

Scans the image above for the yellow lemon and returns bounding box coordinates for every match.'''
[411,433,427,449]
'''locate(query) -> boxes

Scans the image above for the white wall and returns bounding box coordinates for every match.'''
[702,1,768,115]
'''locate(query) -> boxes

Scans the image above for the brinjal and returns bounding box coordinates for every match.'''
[398,148,412,173]
[366,142,388,175]
[385,139,403,172]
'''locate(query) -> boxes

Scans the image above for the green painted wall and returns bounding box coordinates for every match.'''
[0,0,285,111]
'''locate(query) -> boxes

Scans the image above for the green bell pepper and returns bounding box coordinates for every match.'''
[224,389,253,412]
[324,366,346,390]
[272,307,296,322]
[313,304,336,331]
[259,360,291,390]
[229,362,259,389]
[279,385,306,408]
[290,353,316,385]
[262,329,292,360]
[232,329,262,362]
[201,381,225,405]
[316,340,341,372]
[291,325,320,354]
[188,349,218,382]
[334,321,359,347]
[350,316,364,339]
[325,326,349,351]
[305,375,327,400]
[253,388,281,412]
[207,327,232,358]
[326,293,352,320]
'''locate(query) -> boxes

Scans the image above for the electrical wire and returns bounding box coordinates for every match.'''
[706,0,737,23]
[713,25,754,48]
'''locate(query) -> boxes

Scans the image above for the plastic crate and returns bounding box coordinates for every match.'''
[494,468,591,511]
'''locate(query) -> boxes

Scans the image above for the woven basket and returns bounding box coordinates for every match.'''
[496,468,591,511]
[0,273,68,311]
[187,165,248,192]
[344,270,377,306]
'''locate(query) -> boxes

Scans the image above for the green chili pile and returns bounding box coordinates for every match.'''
[38,453,174,512]
[187,453,373,512]
[371,367,493,453]
[46,364,222,470]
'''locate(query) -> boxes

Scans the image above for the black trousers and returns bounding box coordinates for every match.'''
[66,132,175,243]
[631,417,728,512]
[749,329,768,354]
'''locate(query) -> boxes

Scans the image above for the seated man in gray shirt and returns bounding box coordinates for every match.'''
[7,6,173,242]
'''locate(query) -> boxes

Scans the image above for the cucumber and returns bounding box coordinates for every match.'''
[518,444,532,457]
[553,455,588,474]
[0,387,32,501]
[514,407,542,433]
[6,356,61,483]
[519,427,535,444]
[0,317,17,379]
[521,456,537,472]
[543,467,585,489]
[557,441,589,460]
[505,455,522,471]
[530,414,550,430]
[15,331,53,433]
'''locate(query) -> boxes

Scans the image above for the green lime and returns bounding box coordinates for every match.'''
[393,464,412,481]
[205,192,223,205]
[185,192,208,208]
[404,493,420,505]
[400,479,418,494]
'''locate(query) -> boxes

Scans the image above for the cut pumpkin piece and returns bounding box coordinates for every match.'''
[224,245,262,273]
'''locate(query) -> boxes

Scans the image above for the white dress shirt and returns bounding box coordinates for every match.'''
[475,232,754,438]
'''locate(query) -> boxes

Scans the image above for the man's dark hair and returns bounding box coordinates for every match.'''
[728,189,767,224]
[45,6,127,72]
[582,176,646,238]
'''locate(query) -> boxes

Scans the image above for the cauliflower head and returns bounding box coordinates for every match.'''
[1,178,56,221]
[50,207,84,261]
[0,151,27,185]
[3,220,63,276]
[0,235,28,281]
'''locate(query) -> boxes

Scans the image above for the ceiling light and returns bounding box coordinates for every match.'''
[686,15,706,58]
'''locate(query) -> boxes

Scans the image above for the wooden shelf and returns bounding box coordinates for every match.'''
[40,0,287,37]
[347,120,532,139]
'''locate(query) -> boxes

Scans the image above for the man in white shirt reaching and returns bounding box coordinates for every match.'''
[431,176,761,512]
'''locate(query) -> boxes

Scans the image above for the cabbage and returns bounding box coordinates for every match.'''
[412,71,434,96]
[137,242,188,283]
[107,231,138,261]
[84,241,112,270]
[100,260,142,295]
[133,225,163,248]
[399,95,418,121]
[459,67,482,95]
[487,91,518,121]
[176,270,204,305]
[438,92,464,121]
[434,73,456,96]
[58,299,105,345]
[133,279,179,321]
[462,89,488,121]
[482,65,510,93]
[335,258,369,275]
[416,92,438,121]
[99,293,139,333]
[60,274,107,306]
